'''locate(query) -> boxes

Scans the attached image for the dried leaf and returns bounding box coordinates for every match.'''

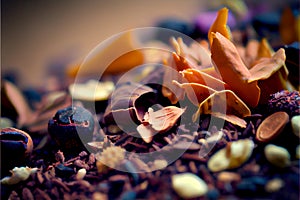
[23,92,72,133]
[2,81,34,127]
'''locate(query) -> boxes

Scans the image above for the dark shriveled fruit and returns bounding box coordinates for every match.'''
[48,106,94,156]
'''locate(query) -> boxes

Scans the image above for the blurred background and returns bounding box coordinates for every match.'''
[1,0,298,87]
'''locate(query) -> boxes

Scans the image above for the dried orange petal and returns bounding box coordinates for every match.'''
[193,90,251,127]
[248,48,286,82]
[211,32,260,107]
[66,31,144,77]
[279,6,298,44]
[244,39,259,68]
[208,7,232,47]
[172,81,217,106]
[256,38,273,59]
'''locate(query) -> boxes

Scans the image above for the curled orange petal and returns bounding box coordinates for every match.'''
[172,80,217,106]
[180,68,229,91]
[193,90,251,128]
[211,32,260,107]
[208,7,232,47]
[280,6,298,44]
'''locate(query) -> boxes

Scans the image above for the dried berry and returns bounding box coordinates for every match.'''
[268,90,300,117]
[48,106,94,155]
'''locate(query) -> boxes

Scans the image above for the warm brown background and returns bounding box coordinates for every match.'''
[1,0,295,87]
[2,0,209,87]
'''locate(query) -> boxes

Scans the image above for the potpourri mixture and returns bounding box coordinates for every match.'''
[1,3,300,200]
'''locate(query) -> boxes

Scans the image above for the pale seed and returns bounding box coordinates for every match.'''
[264,144,290,168]
[291,115,300,138]
[172,173,208,199]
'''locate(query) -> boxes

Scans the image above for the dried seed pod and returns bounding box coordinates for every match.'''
[256,112,289,143]
[48,106,94,155]
[0,128,33,175]
[264,144,291,168]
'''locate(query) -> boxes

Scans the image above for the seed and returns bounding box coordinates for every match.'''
[208,139,254,172]
[172,173,208,199]
[152,159,168,170]
[256,112,289,142]
[264,144,291,168]
[1,167,38,185]
[76,168,87,180]
[296,145,300,159]
[217,172,241,182]
[291,115,300,138]
[265,178,284,193]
